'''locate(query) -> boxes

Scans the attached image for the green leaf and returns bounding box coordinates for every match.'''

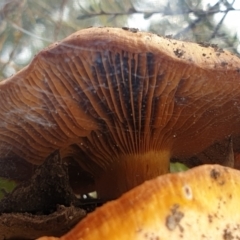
[170,162,189,173]
[0,177,17,200]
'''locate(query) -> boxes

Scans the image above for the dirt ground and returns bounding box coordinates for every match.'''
[0,205,85,239]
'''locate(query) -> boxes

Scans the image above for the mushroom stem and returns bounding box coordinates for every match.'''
[95,150,170,199]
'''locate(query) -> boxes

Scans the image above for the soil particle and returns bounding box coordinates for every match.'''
[221,61,228,67]
[198,42,224,54]
[173,48,185,58]
[223,229,234,240]
[165,34,173,39]
[210,168,221,181]
[166,204,184,231]
[122,27,138,33]
[210,168,225,185]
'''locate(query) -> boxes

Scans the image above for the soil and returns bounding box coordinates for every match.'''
[0,205,85,240]
[0,151,102,239]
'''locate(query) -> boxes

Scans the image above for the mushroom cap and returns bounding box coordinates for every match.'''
[38,165,240,240]
[1,27,240,197]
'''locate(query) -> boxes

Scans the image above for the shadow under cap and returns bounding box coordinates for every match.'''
[1,27,240,199]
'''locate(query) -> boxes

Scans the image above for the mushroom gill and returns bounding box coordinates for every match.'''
[1,27,240,199]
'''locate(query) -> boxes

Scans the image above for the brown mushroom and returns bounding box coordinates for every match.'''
[1,27,240,199]
[38,164,240,239]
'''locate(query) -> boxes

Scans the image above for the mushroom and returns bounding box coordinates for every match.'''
[38,164,240,239]
[1,27,240,199]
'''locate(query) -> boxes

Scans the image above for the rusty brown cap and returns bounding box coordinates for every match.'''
[1,27,240,198]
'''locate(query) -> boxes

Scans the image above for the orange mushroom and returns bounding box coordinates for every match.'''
[1,27,240,199]
[38,164,240,239]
